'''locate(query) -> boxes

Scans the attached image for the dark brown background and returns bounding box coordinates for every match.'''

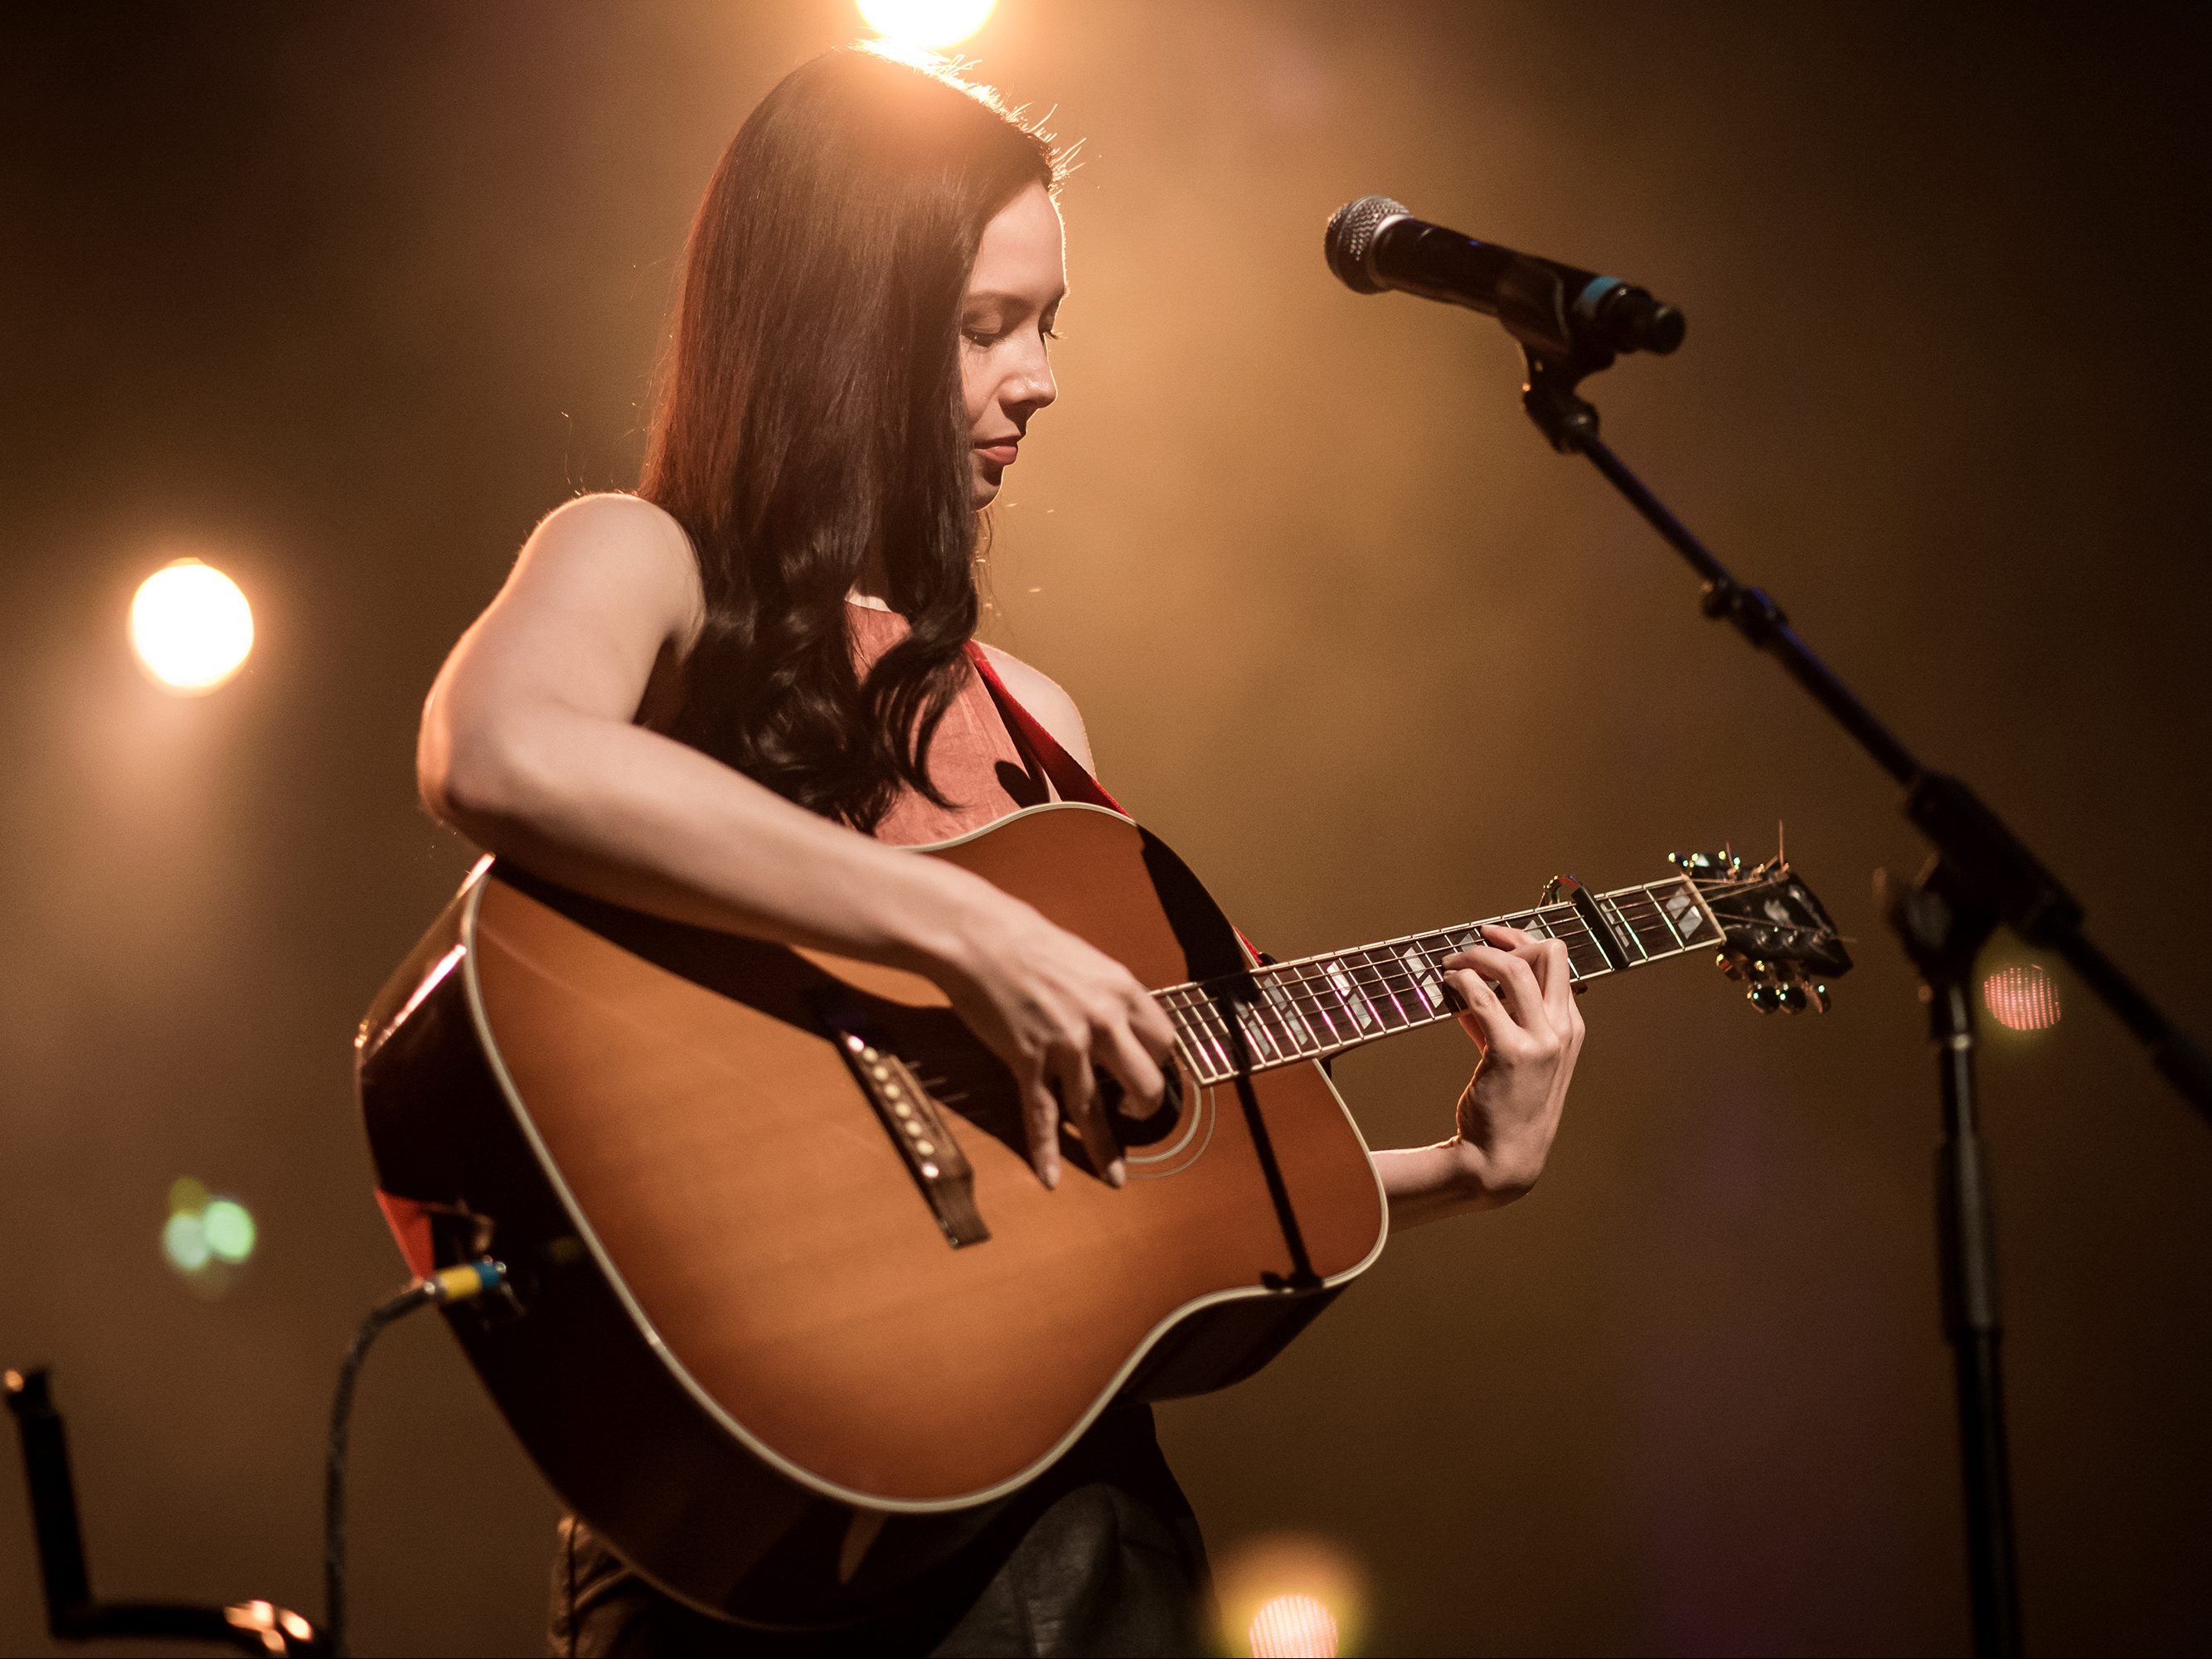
[3,2,2209,1653]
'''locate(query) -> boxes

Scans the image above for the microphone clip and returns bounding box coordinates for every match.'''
[1520,347,1606,455]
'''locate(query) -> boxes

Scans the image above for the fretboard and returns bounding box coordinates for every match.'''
[1156,876,1718,1085]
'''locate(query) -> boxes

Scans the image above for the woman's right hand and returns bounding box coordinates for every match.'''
[921,870,1179,1191]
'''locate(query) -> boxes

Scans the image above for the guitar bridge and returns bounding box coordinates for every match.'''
[832,1031,990,1249]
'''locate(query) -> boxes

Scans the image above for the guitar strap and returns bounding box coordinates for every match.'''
[967,643,1317,1283]
[963,642,1126,815]
[965,642,1280,968]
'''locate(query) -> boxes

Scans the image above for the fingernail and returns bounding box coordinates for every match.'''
[1044,1157,1060,1191]
[1108,1159,1127,1189]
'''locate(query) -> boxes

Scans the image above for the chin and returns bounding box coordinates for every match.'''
[968,467,1003,511]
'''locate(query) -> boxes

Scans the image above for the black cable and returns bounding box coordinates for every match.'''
[321,1281,438,1658]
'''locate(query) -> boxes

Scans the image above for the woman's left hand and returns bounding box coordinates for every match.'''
[1433,923,1585,1204]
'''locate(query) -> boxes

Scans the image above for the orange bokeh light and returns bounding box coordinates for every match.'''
[1249,1591,1340,1658]
[1983,963,2060,1032]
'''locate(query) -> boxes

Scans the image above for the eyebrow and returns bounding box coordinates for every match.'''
[962,288,1067,309]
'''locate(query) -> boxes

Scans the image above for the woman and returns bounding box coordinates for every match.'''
[418,44,1584,1658]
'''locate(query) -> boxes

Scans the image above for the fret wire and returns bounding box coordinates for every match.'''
[1265,982,1309,1057]
[1234,997,1283,1065]
[1246,975,1344,1070]
[1643,885,1688,949]
[1615,885,1699,955]
[1319,956,1384,1041]
[1179,991,1234,1077]
[1263,960,1334,1042]
[1644,883,1695,948]
[1258,982,1305,1055]
[1351,950,1411,1028]
[1312,957,1375,1039]
[1162,992,1225,1079]
[1601,894,1653,963]
[1349,950,1414,1028]
[1259,973,1322,1055]
[1199,996,1244,1070]
[1156,873,1776,1078]
[1283,963,1351,1048]
[1167,1019,1219,1082]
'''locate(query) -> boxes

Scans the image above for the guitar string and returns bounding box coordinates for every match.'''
[1148,872,1814,1036]
[1183,902,1661,1025]
[1162,926,1623,1074]
[1169,874,1804,1007]
[1156,883,1826,1077]
[1205,914,1809,1070]
[1220,874,1782,992]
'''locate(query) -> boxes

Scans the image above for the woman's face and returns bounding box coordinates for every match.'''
[961,182,1065,511]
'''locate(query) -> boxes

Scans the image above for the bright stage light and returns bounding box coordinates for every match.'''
[1249,1592,1339,1658]
[858,0,995,50]
[1984,963,2060,1032]
[1216,1533,1365,1659]
[129,558,254,694]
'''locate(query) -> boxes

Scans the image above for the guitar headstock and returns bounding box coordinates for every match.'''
[1669,849,1852,1013]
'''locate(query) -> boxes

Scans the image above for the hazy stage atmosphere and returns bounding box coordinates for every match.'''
[3,3,2210,1655]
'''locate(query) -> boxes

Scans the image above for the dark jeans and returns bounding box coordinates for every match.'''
[548,1405,1211,1658]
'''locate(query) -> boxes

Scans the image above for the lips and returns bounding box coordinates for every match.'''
[974,439,1019,467]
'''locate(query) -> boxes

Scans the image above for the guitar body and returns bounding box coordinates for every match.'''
[356,803,1389,1627]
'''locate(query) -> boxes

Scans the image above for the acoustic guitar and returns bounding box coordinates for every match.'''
[355,802,1848,1627]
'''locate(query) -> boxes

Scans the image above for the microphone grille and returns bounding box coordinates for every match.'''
[1325,195,1409,293]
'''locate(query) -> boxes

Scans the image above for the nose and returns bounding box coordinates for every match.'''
[1007,337,1056,416]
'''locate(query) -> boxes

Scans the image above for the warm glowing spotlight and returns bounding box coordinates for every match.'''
[1249,1593,1339,1658]
[859,0,995,50]
[1216,1534,1366,1659]
[129,558,254,693]
[1984,963,2060,1032]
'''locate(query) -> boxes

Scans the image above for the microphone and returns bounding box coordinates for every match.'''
[1325,195,1685,364]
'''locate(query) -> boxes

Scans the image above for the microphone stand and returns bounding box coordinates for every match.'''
[1507,328,2212,1659]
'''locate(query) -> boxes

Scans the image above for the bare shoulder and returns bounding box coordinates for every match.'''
[516,492,704,648]
[977,642,1096,775]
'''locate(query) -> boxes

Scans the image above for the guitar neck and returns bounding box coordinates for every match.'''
[1157,875,1721,1084]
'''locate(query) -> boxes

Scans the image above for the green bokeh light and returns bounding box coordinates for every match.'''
[162,1178,255,1288]
[201,1198,256,1264]
[163,1210,211,1273]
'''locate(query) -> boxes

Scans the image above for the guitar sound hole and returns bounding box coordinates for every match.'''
[1094,1065,1185,1148]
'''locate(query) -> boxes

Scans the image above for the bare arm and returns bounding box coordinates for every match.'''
[420,494,975,966]
[419,494,1176,1187]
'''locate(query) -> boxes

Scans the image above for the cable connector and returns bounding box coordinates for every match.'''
[424,1258,506,1306]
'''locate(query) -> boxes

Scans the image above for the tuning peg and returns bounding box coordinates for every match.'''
[1715,950,1743,981]
[1779,982,1807,1013]
[1747,982,1783,1012]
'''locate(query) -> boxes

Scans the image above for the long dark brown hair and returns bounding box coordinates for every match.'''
[641,46,1059,832]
